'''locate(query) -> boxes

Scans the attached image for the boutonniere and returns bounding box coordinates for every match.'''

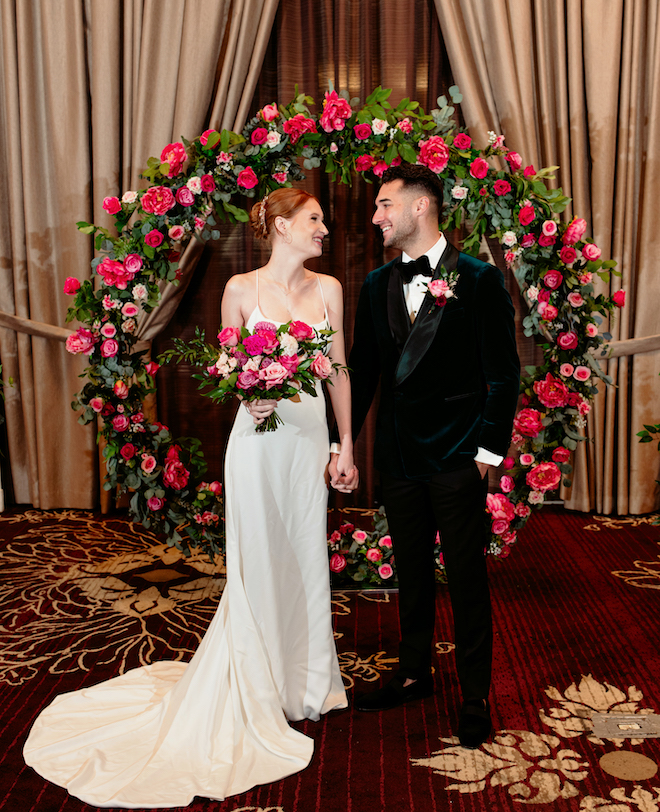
[424,266,459,309]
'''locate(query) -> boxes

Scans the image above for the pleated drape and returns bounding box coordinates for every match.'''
[0,0,278,508]
[434,0,660,514]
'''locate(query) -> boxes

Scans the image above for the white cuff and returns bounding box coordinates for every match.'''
[329,443,341,455]
[475,447,503,467]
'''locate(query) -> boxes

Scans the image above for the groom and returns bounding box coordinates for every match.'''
[335,162,520,748]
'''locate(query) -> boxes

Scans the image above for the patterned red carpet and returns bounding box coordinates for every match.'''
[1,506,660,812]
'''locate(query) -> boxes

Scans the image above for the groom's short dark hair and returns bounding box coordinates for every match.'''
[380,163,444,219]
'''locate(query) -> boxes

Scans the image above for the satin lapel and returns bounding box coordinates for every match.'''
[387,259,411,352]
[394,242,460,386]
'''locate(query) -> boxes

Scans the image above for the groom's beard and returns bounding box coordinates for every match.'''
[381,209,416,251]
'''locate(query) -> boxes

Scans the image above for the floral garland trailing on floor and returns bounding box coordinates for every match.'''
[64,85,623,580]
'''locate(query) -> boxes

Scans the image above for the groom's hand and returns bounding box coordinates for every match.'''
[329,454,359,493]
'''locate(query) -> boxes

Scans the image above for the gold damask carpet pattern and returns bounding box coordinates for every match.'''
[1,506,659,812]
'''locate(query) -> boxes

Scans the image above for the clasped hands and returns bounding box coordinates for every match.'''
[243,399,359,493]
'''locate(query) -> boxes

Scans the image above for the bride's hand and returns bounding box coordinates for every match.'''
[330,449,359,493]
[244,399,278,425]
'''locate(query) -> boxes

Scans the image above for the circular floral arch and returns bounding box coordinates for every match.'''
[65,85,623,580]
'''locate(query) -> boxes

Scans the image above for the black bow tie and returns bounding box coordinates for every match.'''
[399,254,432,284]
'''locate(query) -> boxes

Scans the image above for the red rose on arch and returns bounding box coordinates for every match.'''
[533,373,569,408]
[355,154,375,172]
[237,167,258,189]
[163,457,190,491]
[353,123,372,141]
[493,180,512,196]
[552,446,571,463]
[452,133,472,150]
[612,289,626,307]
[469,157,489,179]
[557,330,579,350]
[251,127,268,146]
[526,461,562,493]
[518,204,536,226]
[543,269,563,290]
[282,113,317,144]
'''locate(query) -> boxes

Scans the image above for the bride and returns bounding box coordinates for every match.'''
[24,188,358,808]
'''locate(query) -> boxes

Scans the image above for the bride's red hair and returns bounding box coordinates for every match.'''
[249,188,316,240]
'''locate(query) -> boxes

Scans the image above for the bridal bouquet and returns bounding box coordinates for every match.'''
[160,320,343,432]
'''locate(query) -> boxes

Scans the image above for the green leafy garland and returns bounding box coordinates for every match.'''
[64,85,623,577]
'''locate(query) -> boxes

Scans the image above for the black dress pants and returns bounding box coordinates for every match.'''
[381,462,492,701]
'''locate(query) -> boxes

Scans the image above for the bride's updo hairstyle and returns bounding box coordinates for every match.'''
[249,188,316,241]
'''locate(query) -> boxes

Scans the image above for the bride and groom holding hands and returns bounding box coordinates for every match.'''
[24,162,520,808]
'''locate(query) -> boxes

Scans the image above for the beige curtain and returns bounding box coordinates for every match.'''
[0,0,278,509]
[434,0,660,514]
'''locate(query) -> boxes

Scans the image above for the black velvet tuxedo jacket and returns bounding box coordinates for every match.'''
[349,242,521,479]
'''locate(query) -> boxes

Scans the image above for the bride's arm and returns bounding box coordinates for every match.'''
[323,277,359,491]
[220,274,276,423]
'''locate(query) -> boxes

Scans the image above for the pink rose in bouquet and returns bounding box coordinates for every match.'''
[144,361,160,376]
[237,369,260,389]
[320,90,352,132]
[533,373,569,408]
[379,535,393,548]
[560,363,575,377]
[526,461,561,492]
[141,454,157,474]
[542,220,558,237]
[218,326,241,346]
[469,158,489,179]
[524,165,536,178]
[515,502,532,518]
[567,291,584,307]
[124,254,143,274]
[418,136,449,173]
[311,351,332,379]
[396,117,413,133]
[503,456,515,470]
[492,518,510,535]
[282,114,317,144]
[64,277,81,295]
[513,407,543,437]
[353,123,372,140]
[373,161,389,178]
[237,167,258,189]
[329,553,347,573]
[289,321,314,341]
[260,362,289,389]
[563,217,587,245]
[521,233,536,248]
[537,302,558,321]
[552,446,571,464]
[612,289,626,307]
[538,233,556,247]
[160,142,187,177]
[499,475,515,493]
[453,133,472,150]
[280,354,300,377]
[113,380,129,399]
[141,186,176,215]
[586,323,599,337]
[90,397,104,413]
[353,530,368,544]
[260,103,279,122]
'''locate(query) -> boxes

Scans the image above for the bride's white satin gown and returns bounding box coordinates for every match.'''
[23,307,347,808]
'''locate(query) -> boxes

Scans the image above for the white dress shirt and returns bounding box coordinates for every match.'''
[400,236,503,469]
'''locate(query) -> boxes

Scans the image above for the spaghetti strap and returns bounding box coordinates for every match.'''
[255,268,260,313]
[315,274,330,325]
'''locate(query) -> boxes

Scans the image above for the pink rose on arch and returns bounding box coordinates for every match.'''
[560,245,577,265]
[145,229,164,247]
[581,243,601,261]
[89,397,104,413]
[320,89,352,132]
[282,113,317,144]
[288,321,314,341]
[373,161,389,178]
[237,167,258,189]
[102,196,121,215]
[121,302,139,318]
[538,234,556,248]
[218,326,241,346]
[329,553,347,573]
[573,365,591,382]
[237,369,260,390]
[366,548,383,563]
[113,380,129,399]
[515,502,532,518]
[534,373,569,408]
[612,289,626,307]
[355,154,375,172]
[144,361,160,377]
[538,302,558,321]
[272,171,288,184]
[557,330,579,350]
[378,535,393,548]
[353,123,372,140]
[486,492,515,523]
[64,276,81,294]
[112,414,130,432]
[160,142,187,177]
[418,136,450,173]
[141,186,176,215]
[175,186,195,207]
[141,454,157,474]
[397,117,413,134]
[101,338,119,358]
[124,254,143,274]
[259,362,288,389]
[163,458,190,490]
[493,180,512,196]
[506,151,522,171]
[542,220,558,237]
[378,563,394,579]
[311,351,332,379]
[66,327,97,355]
[563,217,587,245]
[168,225,185,242]
[578,399,591,415]
[560,363,575,377]
[251,127,268,146]
[453,133,472,150]
[200,129,217,147]
[500,475,515,493]
[260,103,279,122]
[469,157,489,179]
[353,530,368,544]
[523,165,536,178]
[147,496,165,511]
[526,461,562,493]
[518,204,536,226]
[200,174,216,193]
[520,453,535,466]
[543,269,563,290]
[521,233,536,248]
[567,291,584,307]
[492,518,510,536]
[552,446,571,464]
[513,407,544,437]
[585,323,598,338]
[120,443,136,461]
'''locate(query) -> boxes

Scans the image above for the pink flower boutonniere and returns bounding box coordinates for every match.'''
[425,267,459,309]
